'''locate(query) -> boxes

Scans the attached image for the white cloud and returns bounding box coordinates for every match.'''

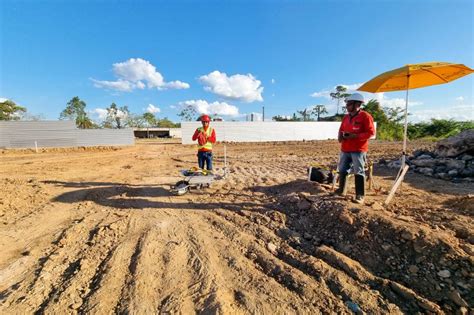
[90,108,108,120]
[456,96,465,102]
[271,79,275,84]
[89,107,127,120]
[409,104,474,122]
[136,81,146,89]
[0,97,8,102]
[178,99,240,116]
[341,83,363,90]
[310,83,363,99]
[310,90,331,98]
[310,83,423,110]
[373,92,422,108]
[147,104,161,114]
[91,79,136,92]
[91,58,190,92]
[199,71,263,103]
[163,80,190,89]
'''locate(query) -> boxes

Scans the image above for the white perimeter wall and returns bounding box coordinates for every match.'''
[0,121,135,149]
[169,128,182,138]
[181,121,376,144]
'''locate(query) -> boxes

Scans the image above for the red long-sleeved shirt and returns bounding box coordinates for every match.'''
[339,110,375,152]
[192,126,216,152]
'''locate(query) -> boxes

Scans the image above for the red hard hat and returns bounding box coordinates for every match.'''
[200,114,211,122]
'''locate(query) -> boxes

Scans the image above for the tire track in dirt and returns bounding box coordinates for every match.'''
[199,210,348,313]
[39,214,131,313]
[0,211,132,314]
[204,209,403,313]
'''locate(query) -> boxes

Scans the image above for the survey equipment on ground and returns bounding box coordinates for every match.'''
[170,168,218,195]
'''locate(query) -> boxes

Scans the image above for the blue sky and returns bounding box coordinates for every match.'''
[1,0,473,123]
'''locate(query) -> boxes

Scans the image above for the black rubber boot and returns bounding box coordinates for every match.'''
[354,174,365,204]
[335,173,348,196]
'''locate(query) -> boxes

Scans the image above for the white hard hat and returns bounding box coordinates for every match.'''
[346,93,365,103]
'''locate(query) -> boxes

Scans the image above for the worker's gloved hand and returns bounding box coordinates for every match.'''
[197,133,207,145]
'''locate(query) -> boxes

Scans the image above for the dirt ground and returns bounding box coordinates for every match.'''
[0,139,473,314]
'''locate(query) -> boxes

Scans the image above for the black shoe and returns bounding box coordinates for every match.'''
[334,173,348,196]
[354,175,365,204]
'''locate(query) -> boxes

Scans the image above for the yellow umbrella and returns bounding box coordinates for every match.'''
[358,62,473,92]
[358,62,473,204]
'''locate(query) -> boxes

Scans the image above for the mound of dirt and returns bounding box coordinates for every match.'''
[270,189,473,312]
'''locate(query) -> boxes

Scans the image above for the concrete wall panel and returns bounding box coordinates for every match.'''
[180,121,375,144]
[0,121,134,148]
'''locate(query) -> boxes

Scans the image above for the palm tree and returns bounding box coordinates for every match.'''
[330,86,351,115]
[312,105,328,121]
[297,108,311,121]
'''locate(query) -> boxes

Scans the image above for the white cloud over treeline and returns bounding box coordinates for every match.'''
[147,104,161,114]
[178,99,240,116]
[92,58,189,92]
[199,71,263,103]
[311,82,422,109]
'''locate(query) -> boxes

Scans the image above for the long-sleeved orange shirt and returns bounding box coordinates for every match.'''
[339,110,375,152]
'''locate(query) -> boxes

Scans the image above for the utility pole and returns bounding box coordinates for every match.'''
[262,105,265,122]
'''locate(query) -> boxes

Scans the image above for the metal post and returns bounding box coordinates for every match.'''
[224,144,227,178]
[262,105,265,121]
[401,74,410,169]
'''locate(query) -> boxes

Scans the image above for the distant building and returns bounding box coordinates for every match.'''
[133,128,181,138]
[246,112,263,121]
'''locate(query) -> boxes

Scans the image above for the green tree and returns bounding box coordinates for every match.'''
[0,99,27,120]
[312,105,328,121]
[408,119,473,140]
[362,99,404,140]
[60,96,95,129]
[177,105,198,121]
[292,113,301,121]
[272,115,291,121]
[158,117,179,128]
[143,112,158,127]
[103,103,129,129]
[297,108,312,121]
[363,99,389,124]
[330,86,351,115]
[126,114,146,128]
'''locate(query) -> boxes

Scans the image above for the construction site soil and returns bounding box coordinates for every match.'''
[1,139,473,314]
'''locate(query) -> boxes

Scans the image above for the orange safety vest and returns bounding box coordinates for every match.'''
[197,127,213,151]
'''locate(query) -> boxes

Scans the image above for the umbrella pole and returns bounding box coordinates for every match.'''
[401,76,410,168]
[386,75,410,204]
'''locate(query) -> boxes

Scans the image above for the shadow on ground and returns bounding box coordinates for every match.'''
[45,180,270,211]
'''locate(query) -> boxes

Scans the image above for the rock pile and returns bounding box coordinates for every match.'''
[383,130,474,182]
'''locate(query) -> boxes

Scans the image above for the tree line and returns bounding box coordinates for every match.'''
[0,97,180,128]
[271,85,473,141]
[1,94,471,140]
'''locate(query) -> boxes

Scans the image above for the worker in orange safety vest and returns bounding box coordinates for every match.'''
[192,114,216,171]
